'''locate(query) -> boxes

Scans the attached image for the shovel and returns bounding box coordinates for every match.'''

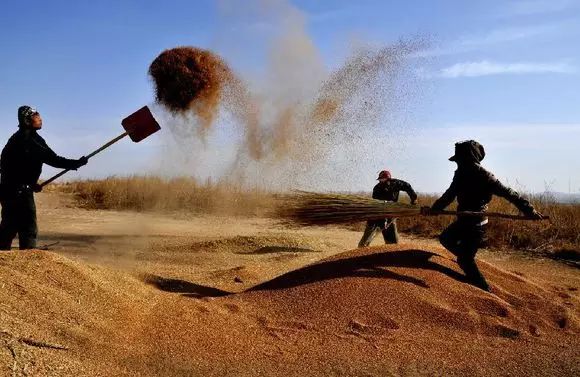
[41,106,161,187]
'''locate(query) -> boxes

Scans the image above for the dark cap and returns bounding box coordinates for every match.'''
[18,105,38,127]
[449,140,485,163]
[377,170,392,180]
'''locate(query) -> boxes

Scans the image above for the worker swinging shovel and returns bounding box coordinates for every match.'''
[0,105,160,250]
[40,106,161,188]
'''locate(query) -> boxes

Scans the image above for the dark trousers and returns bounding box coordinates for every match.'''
[439,219,489,291]
[358,218,399,247]
[0,188,38,250]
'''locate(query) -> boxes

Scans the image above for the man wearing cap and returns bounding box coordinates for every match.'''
[422,140,543,291]
[0,106,88,250]
[358,170,418,247]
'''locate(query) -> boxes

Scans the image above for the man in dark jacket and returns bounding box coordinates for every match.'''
[0,106,88,250]
[422,140,542,291]
[358,170,418,247]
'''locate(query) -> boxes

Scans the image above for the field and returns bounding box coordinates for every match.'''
[59,176,580,261]
[1,177,578,376]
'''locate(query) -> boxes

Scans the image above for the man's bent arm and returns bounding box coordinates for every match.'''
[431,173,458,211]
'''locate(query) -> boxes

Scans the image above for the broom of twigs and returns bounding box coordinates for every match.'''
[276,191,548,226]
[276,192,420,226]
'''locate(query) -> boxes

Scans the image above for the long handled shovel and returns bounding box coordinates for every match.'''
[41,106,161,188]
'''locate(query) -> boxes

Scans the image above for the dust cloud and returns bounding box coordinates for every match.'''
[150,0,430,192]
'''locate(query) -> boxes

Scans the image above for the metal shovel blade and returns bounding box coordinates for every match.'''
[121,106,161,142]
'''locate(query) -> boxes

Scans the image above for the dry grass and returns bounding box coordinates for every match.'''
[57,176,274,217]
[55,177,578,260]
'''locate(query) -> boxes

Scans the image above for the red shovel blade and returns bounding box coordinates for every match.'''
[121,106,161,142]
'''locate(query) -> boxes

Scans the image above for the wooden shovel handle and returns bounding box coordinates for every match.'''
[41,132,128,187]
[85,131,129,159]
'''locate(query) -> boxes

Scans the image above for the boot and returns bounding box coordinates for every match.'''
[358,222,380,247]
[382,219,399,244]
[458,256,490,292]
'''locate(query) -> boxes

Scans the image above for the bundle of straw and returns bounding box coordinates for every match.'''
[277,192,420,226]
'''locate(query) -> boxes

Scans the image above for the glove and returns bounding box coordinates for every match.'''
[527,209,544,220]
[32,183,43,193]
[75,156,88,169]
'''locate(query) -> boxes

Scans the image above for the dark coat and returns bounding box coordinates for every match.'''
[372,178,417,203]
[431,163,534,215]
[0,128,80,187]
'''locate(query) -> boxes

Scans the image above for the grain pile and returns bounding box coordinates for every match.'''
[2,245,578,376]
[0,250,155,376]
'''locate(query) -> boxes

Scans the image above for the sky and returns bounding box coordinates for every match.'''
[0,0,579,194]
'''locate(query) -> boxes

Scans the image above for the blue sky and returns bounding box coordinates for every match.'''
[0,0,579,193]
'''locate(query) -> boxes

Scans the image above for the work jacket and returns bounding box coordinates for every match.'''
[432,163,535,218]
[0,128,79,189]
[373,178,418,203]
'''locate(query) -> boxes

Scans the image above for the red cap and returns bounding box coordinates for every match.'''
[377,170,391,180]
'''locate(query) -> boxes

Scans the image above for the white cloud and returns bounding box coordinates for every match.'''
[504,0,578,16]
[439,60,576,78]
[457,24,553,48]
[417,21,574,58]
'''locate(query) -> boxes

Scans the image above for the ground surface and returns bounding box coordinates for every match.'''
[1,193,578,376]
